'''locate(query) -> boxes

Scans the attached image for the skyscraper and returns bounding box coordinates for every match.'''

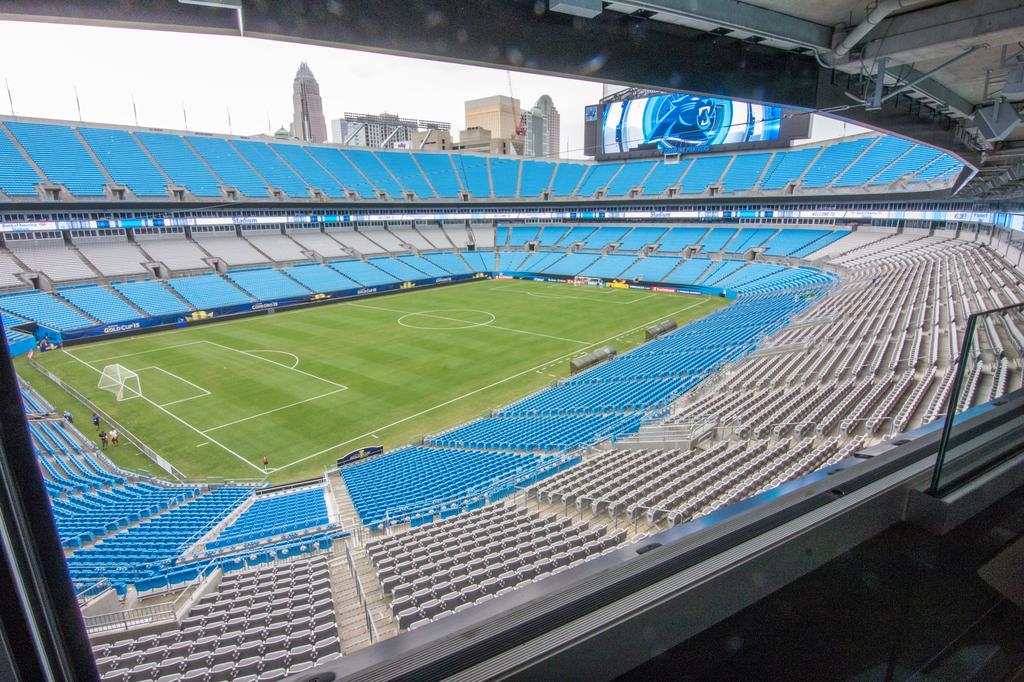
[464,95,524,154]
[291,62,327,143]
[535,95,561,159]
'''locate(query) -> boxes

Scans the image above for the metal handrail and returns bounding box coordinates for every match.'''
[27,357,190,482]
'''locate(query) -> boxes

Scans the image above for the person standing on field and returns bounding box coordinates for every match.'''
[98,430,108,449]
[92,413,100,430]
[110,428,119,447]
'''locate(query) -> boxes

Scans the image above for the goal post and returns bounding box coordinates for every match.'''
[572,276,604,287]
[98,364,142,402]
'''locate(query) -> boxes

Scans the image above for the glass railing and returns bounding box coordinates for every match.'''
[929,301,1024,494]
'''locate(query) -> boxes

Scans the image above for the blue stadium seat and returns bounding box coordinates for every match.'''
[491,158,523,197]
[758,147,820,190]
[112,280,192,316]
[330,259,399,287]
[869,145,941,185]
[344,149,404,197]
[549,162,587,196]
[833,137,913,187]
[579,254,637,279]
[231,140,310,197]
[641,160,691,195]
[423,252,472,275]
[377,151,436,198]
[558,226,596,245]
[508,226,540,246]
[790,230,849,258]
[342,446,560,527]
[617,228,666,251]
[698,228,738,253]
[452,154,491,197]
[575,163,622,197]
[271,144,345,198]
[0,291,95,331]
[226,268,311,301]
[461,250,497,272]
[679,156,731,194]
[167,274,254,309]
[78,127,168,197]
[606,161,656,196]
[700,259,747,285]
[519,160,554,197]
[582,227,630,250]
[397,254,447,277]
[283,263,359,292]
[186,136,268,198]
[802,137,874,188]
[134,131,223,197]
[720,153,772,193]
[762,229,833,257]
[725,228,777,254]
[206,486,328,550]
[663,258,714,285]
[543,253,600,277]
[656,228,708,253]
[412,153,462,198]
[537,226,568,246]
[0,125,42,196]
[367,256,427,281]
[304,146,379,197]
[908,153,963,183]
[499,252,530,272]
[57,285,141,324]
[619,256,681,282]
[5,121,108,196]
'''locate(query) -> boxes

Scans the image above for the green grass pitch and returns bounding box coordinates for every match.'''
[17,279,729,484]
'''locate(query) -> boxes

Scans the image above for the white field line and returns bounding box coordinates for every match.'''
[83,341,207,364]
[510,288,660,305]
[59,349,266,474]
[347,301,590,345]
[269,297,717,475]
[245,349,301,369]
[136,366,211,407]
[199,340,347,390]
[202,388,347,433]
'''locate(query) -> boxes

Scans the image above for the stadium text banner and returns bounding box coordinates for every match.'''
[0,209,1012,233]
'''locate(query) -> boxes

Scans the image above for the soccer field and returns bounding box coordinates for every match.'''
[17,279,728,483]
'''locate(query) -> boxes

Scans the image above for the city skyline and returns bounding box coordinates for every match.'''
[0,21,599,158]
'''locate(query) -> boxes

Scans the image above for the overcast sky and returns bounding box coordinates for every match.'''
[0,20,606,157]
[0,20,862,159]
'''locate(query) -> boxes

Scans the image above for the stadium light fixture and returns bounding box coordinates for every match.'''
[178,0,244,36]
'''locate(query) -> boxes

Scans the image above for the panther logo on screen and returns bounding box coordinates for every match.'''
[644,94,724,151]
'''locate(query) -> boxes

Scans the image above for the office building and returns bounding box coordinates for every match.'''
[291,62,328,143]
[331,112,450,149]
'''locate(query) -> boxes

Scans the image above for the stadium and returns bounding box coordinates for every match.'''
[0,2,1022,681]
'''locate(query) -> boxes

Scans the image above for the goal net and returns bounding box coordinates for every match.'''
[572,276,604,287]
[98,364,142,402]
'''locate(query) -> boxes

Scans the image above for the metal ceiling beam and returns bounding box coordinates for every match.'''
[880,59,978,118]
[835,0,1024,67]
[604,0,831,49]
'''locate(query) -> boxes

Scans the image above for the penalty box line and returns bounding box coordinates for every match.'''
[269,297,717,475]
[59,349,266,474]
[135,366,211,407]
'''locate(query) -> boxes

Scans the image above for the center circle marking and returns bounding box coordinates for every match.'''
[396,308,496,330]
